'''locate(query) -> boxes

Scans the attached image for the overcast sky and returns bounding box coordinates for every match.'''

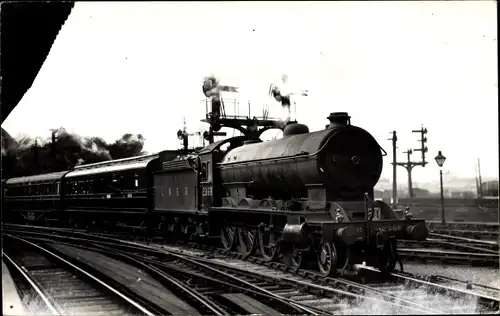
[2,1,498,184]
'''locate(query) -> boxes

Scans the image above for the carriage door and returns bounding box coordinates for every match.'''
[200,159,213,212]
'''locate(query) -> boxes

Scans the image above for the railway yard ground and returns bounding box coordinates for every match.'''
[2,222,500,315]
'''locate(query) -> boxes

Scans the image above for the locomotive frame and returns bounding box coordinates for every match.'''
[2,96,429,277]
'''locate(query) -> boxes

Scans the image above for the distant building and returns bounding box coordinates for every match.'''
[482,180,499,197]
[450,190,476,198]
[413,187,431,197]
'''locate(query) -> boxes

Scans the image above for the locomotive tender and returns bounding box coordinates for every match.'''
[3,98,428,276]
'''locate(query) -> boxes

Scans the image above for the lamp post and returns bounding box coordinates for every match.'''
[435,151,446,224]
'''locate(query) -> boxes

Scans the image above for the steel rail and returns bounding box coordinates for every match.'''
[3,234,157,316]
[2,252,60,316]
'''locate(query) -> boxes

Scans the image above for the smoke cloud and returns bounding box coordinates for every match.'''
[1,127,146,178]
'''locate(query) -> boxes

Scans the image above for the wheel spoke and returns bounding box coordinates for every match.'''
[258,228,278,261]
[285,247,304,269]
[317,242,338,277]
[220,225,237,251]
[237,227,256,257]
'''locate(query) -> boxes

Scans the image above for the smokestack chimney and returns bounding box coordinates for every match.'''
[327,112,351,129]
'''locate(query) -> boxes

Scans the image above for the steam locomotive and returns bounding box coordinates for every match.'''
[2,102,428,276]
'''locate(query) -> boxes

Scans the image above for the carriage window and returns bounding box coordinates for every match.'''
[56,182,60,194]
[206,162,211,181]
[201,162,208,181]
[135,179,139,187]
[46,184,50,194]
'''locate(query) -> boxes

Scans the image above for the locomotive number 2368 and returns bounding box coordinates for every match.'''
[202,186,213,197]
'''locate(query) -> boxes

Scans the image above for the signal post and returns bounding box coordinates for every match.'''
[389,126,429,207]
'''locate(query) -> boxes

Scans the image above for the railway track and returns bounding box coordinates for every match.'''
[398,239,498,254]
[428,275,500,301]
[397,248,499,266]
[398,232,499,266]
[429,228,499,242]
[399,231,498,254]
[2,229,332,315]
[4,224,499,314]
[125,241,500,314]
[2,234,158,316]
[426,222,499,233]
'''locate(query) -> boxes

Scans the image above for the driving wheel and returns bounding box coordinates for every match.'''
[317,242,338,277]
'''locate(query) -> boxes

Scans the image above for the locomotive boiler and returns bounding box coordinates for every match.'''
[219,112,383,200]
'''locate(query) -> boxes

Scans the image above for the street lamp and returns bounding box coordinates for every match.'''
[435,151,446,223]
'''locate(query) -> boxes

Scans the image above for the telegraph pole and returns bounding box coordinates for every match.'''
[477,158,483,199]
[396,127,428,198]
[388,131,398,207]
[390,126,428,202]
[402,149,414,198]
[32,139,40,173]
[51,130,57,171]
[177,117,206,152]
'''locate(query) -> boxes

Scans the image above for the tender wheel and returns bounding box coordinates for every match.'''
[377,240,397,274]
[183,217,197,239]
[220,225,237,251]
[284,247,304,269]
[167,217,183,239]
[69,216,79,229]
[258,226,279,262]
[237,227,256,258]
[317,242,338,277]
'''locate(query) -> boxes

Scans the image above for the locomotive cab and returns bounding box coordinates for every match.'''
[198,136,247,211]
